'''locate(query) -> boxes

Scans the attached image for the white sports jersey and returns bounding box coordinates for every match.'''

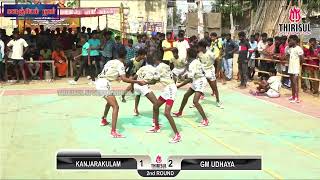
[98,59,125,81]
[136,65,158,81]
[155,62,174,86]
[198,50,215,70]
[188,58,205,81]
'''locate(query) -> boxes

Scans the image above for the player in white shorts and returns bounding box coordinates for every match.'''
[197,40,223,109]
[173,47,210,126]
[171,48,187,83]
[148,51,181,143]
[132,57,158,116]
[96,47,146,138]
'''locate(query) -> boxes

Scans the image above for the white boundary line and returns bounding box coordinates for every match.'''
[0,89,5,96]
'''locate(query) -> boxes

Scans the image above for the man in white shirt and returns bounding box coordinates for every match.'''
[175,31,189,60]
[7,32,29,83]
[257,33,268,79]
[249,73,281,98]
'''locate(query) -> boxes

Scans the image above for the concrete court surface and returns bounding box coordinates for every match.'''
[0,78,319,179]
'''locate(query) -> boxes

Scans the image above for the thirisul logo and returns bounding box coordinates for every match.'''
[289,7,301,23]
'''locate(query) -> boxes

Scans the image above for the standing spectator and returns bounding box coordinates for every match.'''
[257,33,268,79]
[87,28,92,38]
[134,34,145,53]
[237,31,250,89]
[248,35,258,80]
[303,38,319,94]
[52,46,68,77]
[261,38,275,78]
[175,31,189,61]
[286,35,304,103]
[69,36,95,85]
[279,36,290,87]
[223,33,238,81]
[7,32,29,83]
[25,45,41,80]
[0,35,5,82]
[210,32,224,82]
[113,36,124,60]
[88,30,101,75]
[162,32,176,66]
[101,31,115,65]
[203,31,211,46]
[63,28,75,65]
[125,39,135,65]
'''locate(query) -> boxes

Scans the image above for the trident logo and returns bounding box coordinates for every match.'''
[289,7,301,23]
[156,155,162,164]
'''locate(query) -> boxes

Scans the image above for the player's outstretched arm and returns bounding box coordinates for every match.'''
[177,78,192,89]
[120,75,146,86]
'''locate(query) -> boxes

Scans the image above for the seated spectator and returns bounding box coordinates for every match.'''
[249,73,281,98]
[40,48,52,60]
[25,45,41,80]
[52,46,68,77]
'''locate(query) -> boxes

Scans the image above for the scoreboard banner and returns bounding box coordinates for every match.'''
[56,150,262,178]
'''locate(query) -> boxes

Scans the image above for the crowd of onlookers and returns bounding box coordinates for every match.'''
[0,26,319,99]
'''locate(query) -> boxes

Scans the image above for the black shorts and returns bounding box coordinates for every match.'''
[12,59,25,66]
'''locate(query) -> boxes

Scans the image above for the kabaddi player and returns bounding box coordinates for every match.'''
[198,40,223,109]
[96,47,146,138]
[149,51,181,143]
[171,48,187,83]
[121,48,147,103]
[131,56,158,117]
[173,47,210,126]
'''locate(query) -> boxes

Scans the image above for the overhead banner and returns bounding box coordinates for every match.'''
[59,7,119,17]
[3,4,58,18]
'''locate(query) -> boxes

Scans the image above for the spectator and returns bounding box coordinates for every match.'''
[7,32,29,83]
[52,46,68,77]
[125,39,135,65]
[62,28,75,71]
[279,36,290,87]
[250,72,281,98]
[223,33,238,81]
[261,38,275,78]
[0,35,5,82]
[258,33,268,79]
[162,32,176,66]
[134,34,145,53]
[237,31,250,88]
[248,35,258,80]
[203,31,211,46]
[25,45,41,80]
[113,36,124,60]
[286,35,304,103]
[175,31,189,61]
[210,32,224,82]
[88,30,101,75]
[101,31,115,65]
[303,38,319,94]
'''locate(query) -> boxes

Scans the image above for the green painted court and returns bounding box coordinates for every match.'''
[1,79,320,179]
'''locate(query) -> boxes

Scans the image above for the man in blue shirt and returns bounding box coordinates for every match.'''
[101,31,115,66]
[113,36,125,59]
[223,33,238,80]
[88,30,101,76]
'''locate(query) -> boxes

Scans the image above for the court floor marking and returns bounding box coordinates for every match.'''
[181,117,283,180]
[0,89,4,96]
[233,91,320,160]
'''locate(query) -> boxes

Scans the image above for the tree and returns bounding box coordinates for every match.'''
[167,6,182,29]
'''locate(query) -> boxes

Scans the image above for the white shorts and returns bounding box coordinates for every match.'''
[172,68,185,77]
[95,78,112,96]
[266,89,280,98]
[160,84,177,101]
[204,67,216,81]
[191,77,207,93]
[134,84,151,96]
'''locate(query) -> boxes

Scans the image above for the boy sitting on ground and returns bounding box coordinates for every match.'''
[249,72,281,98]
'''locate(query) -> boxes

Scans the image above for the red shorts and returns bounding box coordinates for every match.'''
[158,96,174,106]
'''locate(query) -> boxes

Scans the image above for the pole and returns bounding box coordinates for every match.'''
[197,0,204,39]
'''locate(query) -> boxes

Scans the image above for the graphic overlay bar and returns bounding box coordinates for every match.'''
[56,150,137,170]
[137,154,180,177]
[3,4,58,18]
[180,156,261,170]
